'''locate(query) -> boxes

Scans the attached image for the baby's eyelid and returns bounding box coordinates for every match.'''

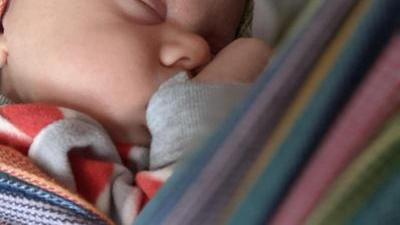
[140,0,167,19]
[137,0,165,22]
[117,0,164,25]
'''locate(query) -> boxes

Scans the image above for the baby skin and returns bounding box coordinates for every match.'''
[0,0,270,224]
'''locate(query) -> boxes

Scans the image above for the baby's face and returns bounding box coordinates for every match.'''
[0,0,246,145]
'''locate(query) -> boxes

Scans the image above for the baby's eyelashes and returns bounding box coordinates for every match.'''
[136,0,165,23]
[116,0,165,24]
[140,0,167,20]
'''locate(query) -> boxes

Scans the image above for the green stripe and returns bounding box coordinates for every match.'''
[349,171,400,225]
[306,114,400,225]
[276,0,324,49]
[227,0,398,224]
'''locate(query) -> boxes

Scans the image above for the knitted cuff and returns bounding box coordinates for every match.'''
[146,72,250,169]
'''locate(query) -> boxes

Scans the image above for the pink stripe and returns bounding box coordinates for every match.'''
[270,34,400,225]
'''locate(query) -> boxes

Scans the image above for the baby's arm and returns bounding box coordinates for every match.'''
[194,38,271,84]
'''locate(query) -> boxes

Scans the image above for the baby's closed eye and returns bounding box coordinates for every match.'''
[115,0,165,24]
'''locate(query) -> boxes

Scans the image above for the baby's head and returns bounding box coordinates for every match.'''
[0,0,250,145]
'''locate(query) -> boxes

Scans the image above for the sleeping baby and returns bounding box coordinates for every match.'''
[0,0,270,224]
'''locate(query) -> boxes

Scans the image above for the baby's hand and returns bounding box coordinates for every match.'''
[194,38,271,84]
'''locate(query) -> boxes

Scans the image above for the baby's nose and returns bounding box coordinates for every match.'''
[159,23,211,71]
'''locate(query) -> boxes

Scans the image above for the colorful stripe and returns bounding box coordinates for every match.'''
[349,172,400,225]
[0,145,114,225]
[270,28,400,225]
[0,104,170,225]
[223,0,371,222]
[0,0,399,224]
[135,0,400,224]
[0,174,110,225]
[135,0,359,224]
[306,113,400,225]
[226,0,400,224]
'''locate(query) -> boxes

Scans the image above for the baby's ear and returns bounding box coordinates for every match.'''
[0,0,8,67]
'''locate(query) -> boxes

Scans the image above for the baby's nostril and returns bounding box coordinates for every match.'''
[177,57,191,68]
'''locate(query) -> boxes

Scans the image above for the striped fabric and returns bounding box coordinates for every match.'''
[0,145,114,225]
[226,1,399,224]
[135,0,358,224]
[350,171,400,225]
[227,1,372,223]
[252,0,310,45]
[306,114,400,225]
[0,0,399,224]
[0,188,105,225]
[270,28,400,225]
[165,0,358,223]
[0,104,173,225]
[135,0,400,224]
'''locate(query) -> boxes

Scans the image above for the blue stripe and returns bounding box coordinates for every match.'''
[228,1,400,225]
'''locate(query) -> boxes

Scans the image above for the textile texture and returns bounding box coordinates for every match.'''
[306,114,400,225]
[147,73,250,169]
[227,1,370,222]
[135,0,360,224]
[0,104,169,225]
[0,147,113,225]
[270,27,400,225]
[135,0,400,224]
[228,0,399,224]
